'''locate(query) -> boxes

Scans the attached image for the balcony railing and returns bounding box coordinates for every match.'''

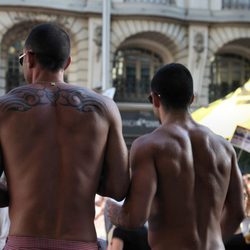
[222,0,250,9]
[124,0,176,5]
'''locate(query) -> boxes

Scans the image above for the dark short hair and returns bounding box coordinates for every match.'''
[151,63,193,110]
[24,23,71,71]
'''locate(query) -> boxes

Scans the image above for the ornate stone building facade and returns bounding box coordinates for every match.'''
[0,0,250,144]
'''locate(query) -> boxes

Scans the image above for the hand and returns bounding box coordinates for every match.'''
[106,199,122,227]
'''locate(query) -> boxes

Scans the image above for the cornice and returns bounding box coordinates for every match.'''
[0,1,250,24]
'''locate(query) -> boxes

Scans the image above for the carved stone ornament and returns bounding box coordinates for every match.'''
[193,32,204,54]
[93,25,102,48]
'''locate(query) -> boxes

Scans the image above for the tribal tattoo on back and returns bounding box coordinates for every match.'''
[0,86,107,114]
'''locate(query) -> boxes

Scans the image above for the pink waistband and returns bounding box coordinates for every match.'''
[4,236,99,250]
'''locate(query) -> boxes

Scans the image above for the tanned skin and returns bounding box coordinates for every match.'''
[108,93,245,250]
[0,49,129,242]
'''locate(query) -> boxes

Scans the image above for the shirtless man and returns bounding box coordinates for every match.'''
[0,23,129,250]
[108,63,245,250]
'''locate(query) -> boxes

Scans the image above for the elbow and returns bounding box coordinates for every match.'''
[97,180,128,201]
[232,206,245,235]
[114,195,125,202]
[239,208,246,224]
[238,202,246,224]
[110,182,130,202]
[99,187,127,202]
[233,205,245,229]
[110,192,127,202]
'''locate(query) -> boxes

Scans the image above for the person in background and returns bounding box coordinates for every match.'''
[108,63,245,250]
[105,199,150,250]
[0,174,9,250]
[108,225,150,250]
[0,22,129,250]
[95,195,108,248]
[224,174,250,250]
[104,199,150,250]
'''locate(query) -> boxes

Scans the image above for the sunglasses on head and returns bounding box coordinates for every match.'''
[19,51,35,66]
[19,53,26,66]
[148,94,153,104]
[147,92,161,104]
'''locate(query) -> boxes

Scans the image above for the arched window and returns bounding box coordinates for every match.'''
[112,48,163,103]
[6,40,25,92]
[209,54,250,102]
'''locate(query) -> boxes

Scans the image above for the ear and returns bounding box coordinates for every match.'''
[27,52,35,68]
[64,56,71,70]
[153,93,161,108]
[189,94,195,104]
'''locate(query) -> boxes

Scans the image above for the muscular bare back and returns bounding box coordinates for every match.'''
[109,116,244,250]
[146,120,239,249]
[0,83,128,242]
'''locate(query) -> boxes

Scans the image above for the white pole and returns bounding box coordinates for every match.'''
[102,0,111,91]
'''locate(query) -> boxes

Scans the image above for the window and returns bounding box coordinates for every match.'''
[222,0,250,9]
[6,40,25,92]
[112,48,163,103]
[125,0,175,4]
[210,54,250,102]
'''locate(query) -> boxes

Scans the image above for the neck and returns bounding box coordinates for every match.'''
[33,80,65,86]
[159,108,192,125]
[29,67,65,85]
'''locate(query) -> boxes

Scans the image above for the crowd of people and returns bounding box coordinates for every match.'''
[0,22,247,250]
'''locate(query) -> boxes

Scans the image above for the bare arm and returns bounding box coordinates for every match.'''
[108,137,157,228]
[221,149,245,242]
[97,99,129,201]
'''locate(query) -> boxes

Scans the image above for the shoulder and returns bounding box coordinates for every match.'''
[55,84,119,116]
[130,132,159,158]
[67,85,122,123]
[202,124,233,149]
[191,123,236,156]
[0,85,32,112]
[68,85,117,108]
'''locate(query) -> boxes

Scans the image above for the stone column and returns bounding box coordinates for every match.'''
[102,0,111,90]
